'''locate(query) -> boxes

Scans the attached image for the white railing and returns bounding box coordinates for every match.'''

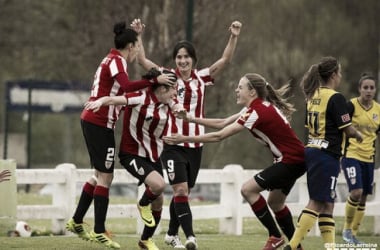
[12,164,380,235]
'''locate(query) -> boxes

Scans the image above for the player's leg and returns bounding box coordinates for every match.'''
[241,176,284,250]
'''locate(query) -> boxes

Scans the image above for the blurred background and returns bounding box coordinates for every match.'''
[0,0,379,171]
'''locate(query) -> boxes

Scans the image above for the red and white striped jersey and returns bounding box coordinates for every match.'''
[165,68,214,148]
[120,89,173,162]
[237,98,305,164]
[81,49,128,129]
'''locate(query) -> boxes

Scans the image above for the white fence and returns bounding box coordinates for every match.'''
[14,163,380,235]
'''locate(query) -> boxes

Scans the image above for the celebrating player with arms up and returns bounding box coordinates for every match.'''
[131,18,242,249]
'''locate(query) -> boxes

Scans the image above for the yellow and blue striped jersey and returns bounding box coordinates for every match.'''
[305,87,351,156]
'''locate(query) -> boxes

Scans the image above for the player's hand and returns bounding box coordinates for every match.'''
[157,73,177,87]
[0,169,11,182]
[130,18,145,35]
[229,21,242,37]
[84,100,102,112]
[356,131,363,143]
[173,108,187,120]
[163,134,184,145]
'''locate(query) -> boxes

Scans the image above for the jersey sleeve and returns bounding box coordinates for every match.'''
[115,72,152,93]
[237,107,258,129]
[196,68,214,86]
[328,93,351,129]
[347,100,354,117]
[124,91,145,106]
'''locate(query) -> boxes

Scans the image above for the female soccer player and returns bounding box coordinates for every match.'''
[65,21,175,249]
[131,18,242,250]
[283,57,363,250]
[164,73,306,250]
[341,73,379,244]
[84,78,180,250]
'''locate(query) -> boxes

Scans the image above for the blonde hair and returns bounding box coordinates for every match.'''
[245,73,295,120]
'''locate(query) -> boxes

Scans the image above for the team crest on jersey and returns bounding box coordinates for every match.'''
[330,190,336,199]
[137,168,145,176]
[373,114,378,121]
[168,172,175,181]
[350,177,356,185]
[105,161,112,169]
[177,87,185,99]
[341,114,350,122]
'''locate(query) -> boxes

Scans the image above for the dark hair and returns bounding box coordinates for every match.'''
[172,40,197,65]
[358,72,376,87]
[113,22,138,49]
[245,73,295,120]
[300,56,339,100]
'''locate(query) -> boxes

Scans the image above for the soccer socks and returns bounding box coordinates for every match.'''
[352,204,365,236]
[167,197,180,236]
[318,214,335,244]
[139,187,159,206]
[141,209,162,240]
[343,196,359,230]
[251,195,281,238]
[274,206,295,240]
[93,185,109,233]
[73,182,95,223]
[174,195,194,238]
[289,208,318,249]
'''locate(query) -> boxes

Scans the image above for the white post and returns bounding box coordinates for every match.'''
[219,164,244,235]
[52,163,76,234]
[0,159,17,236]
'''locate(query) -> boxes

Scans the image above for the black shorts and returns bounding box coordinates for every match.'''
[254,162,306,195]
[160,144,202,188]
[81,120,115,173]
[119,152,163,186]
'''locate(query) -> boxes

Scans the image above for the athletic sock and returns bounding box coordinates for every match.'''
[174,195,194,238]
[139,186,159,206]
[167,196,180,236]
[343,196,359,230]
[73,182,95,223]
[318,214,335,244]
[289,208,318,249]
[251,195,281,238]
[141,209,162,240]
[274,206,295,240]
[93,185,109,233]
[352,204,365,236]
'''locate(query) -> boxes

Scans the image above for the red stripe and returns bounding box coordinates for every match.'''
[94,185,109,198]
[250,195,266,212]
[152,209,162,218]
[275,206,290,219]
[83,182,95,196]
[174,195,189,203]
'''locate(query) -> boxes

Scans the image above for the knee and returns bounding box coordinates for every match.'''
[97,172,114,187]
[350,189,363,201]
[240,183,250,199]
[267,199,281,211]
[173,183,188,197]
[151,179,166,194]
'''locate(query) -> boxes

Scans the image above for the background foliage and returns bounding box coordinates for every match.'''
[0,0,379,169]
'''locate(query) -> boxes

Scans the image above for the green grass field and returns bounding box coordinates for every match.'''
[1,190,379,249]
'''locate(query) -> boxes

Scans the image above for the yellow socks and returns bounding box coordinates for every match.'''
[319,214,335,244]
[289,208,318,249]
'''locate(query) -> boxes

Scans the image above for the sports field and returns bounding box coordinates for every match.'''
[2,216,379,250]
[1,192,379,249]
